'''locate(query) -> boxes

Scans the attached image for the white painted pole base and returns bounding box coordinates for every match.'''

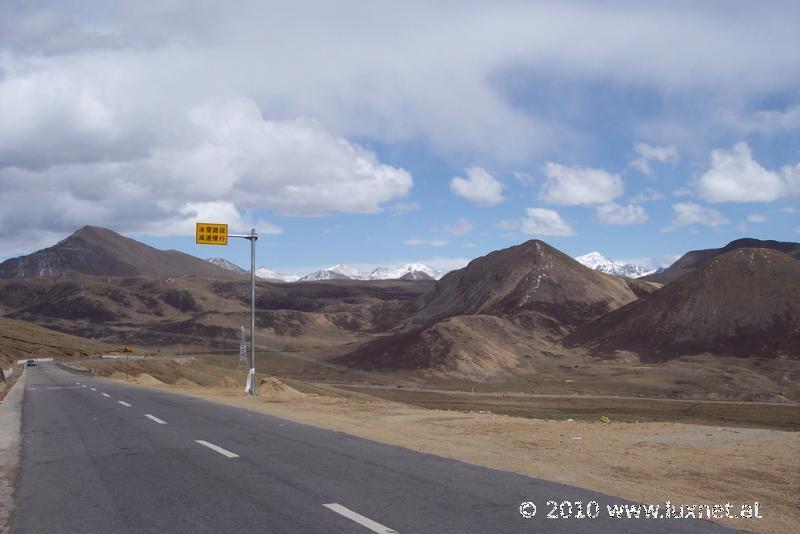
[245,367,256,395]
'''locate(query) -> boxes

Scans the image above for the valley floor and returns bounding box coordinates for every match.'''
[94,366,799,534]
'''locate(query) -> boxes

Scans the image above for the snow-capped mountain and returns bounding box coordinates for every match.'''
[206,258,246,274]
[299,264,362,281]
[298,263,447,281]
[575,252,655,279]
[255,267,300,282]
[367,263,445,280]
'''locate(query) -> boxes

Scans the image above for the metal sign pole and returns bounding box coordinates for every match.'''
[196,222,258,395]
[249,227,257,395]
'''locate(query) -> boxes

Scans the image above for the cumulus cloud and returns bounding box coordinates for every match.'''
[747,213,767,223]
[497,208,575,237]
[664,202,730,231]
[0,96,413,248]
[450,167,504,206]
[444,218,473,236]
[696,142,800,203]
[539,163,623,205]
[630,143,678,176]
[2,1,800,255]
[595,203,648,225]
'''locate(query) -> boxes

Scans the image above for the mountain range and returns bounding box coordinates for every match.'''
[220,252,656,282]
[0,225,797,400]
[213,260,446,282]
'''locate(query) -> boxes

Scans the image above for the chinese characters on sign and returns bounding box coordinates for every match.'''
[195,223,229,245]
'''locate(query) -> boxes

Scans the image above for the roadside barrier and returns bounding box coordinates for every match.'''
[56,362,96,377]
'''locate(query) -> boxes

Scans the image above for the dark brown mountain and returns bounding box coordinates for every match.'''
[567,248,800,360]
[642,237,800,285]
[0,226,240,279]
[406,239,643,331]
[339,240,648,373]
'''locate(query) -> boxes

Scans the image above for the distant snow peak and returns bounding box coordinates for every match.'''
[297,262,447,282]
[206,258,246,273]
[255,267,300,282]
[575,251,655,278]
[368,263,444,280]
[327,264,363,279]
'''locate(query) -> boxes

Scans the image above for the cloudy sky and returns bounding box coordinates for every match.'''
[1,1,799,274]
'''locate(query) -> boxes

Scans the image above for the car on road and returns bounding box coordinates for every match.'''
[25,359,36,367]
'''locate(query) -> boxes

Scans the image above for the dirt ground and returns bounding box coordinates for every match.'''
[99,370,799,534]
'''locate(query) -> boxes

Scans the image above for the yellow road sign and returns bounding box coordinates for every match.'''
[196,222,229,245]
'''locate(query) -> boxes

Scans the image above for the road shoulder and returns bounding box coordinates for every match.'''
[0,368,25,534]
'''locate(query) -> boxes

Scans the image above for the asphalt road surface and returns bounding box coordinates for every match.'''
[10,364,736,533]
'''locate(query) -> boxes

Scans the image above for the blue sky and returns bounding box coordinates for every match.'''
[1,1,799,275]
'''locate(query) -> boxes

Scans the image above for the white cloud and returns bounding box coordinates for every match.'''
[450,167,504,206]
[630,143,678,176]
[629,188,665,203]
[747,213,767,223]
[595,203,648,225]
[139,201,283,237]
[696,142,800,203]
[723,105,800,134]
[539,163,623,205]
[664,202,730,231]
[403,238,448,246]
[0,97,412,249]
[498,208,575,237]
[443,217,473,236]
[388,201,421,214]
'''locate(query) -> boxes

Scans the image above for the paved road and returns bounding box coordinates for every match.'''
[10,364,735,533]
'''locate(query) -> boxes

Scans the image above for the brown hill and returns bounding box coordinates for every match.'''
[642,237,800,285]
[0,317,113,360]
[339,240,646,374]
[567,248,800,359]
[407,239,642,331]
[0,226,240,279]
[0,274,430,350]
[337,315,561,378]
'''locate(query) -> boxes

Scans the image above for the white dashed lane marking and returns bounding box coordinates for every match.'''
[194,440,239,458]
[323,503,398,534]
[118,401,132,407]
[144,414,167,425]
[81,385,87,388]
[101,393,111,397]
[90,388,97,391]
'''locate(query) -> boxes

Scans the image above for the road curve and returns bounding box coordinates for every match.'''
[11,364,734,533]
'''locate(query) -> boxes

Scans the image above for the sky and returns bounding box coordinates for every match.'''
[1,0,799,275]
